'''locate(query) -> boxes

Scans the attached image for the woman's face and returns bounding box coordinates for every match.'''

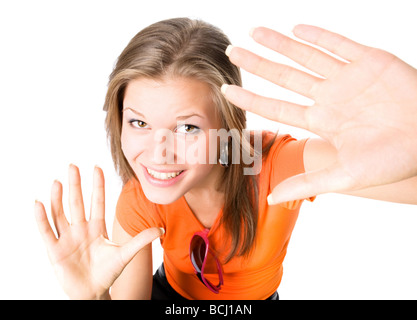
[121,77,223,204]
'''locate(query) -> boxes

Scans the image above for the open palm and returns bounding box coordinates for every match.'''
[35,165,162,299]
[224,25,417,202]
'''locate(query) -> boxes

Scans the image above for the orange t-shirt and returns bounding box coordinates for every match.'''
[116,132,311,299]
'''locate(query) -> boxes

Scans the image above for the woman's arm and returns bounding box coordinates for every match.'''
[304,138,417,205]
[110,216,154,300]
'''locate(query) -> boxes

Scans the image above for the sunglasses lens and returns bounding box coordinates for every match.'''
[190,231,224,294]
[190,235,206,272]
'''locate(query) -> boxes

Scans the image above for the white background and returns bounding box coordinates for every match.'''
[0,0,416,299]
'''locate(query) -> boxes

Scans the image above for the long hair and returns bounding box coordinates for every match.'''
[103,18,274,262]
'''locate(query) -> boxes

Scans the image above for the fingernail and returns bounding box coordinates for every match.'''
[221,84,229,95]
[249,27,256,37]
[159,227,165,235]
[267,194,276,205]
[34,199,40,210]
[225,45,234,57]
[52,179,60,188]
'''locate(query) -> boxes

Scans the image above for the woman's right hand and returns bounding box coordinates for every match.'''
[34,164,163,300]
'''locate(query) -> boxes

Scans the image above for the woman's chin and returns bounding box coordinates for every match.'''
[139,182,185,205]
[145,193,182,205]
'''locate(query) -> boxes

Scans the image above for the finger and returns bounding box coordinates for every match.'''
[292,24,369,62]
[267,164,356,205]
[227,46,321,99]
[34,200,57,246]
[222,84,309,130]
[90,166,105,222]
[119,228,164,266]
[50,180,69,236]
[68,164,86,224]
[251,27,345,78]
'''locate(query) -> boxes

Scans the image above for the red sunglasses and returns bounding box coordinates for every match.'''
[189,229,224,294]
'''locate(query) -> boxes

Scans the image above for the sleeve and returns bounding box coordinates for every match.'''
[267,134,315,210]
[115,179,163,237]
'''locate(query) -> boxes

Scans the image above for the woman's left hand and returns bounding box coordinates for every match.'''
[223,25,417,204]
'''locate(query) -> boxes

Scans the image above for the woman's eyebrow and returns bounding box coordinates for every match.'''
[122,107,146,118]
[176,113,204,120]
[123,107,204,120]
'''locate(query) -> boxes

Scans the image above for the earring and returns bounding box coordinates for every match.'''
[219,140,229,167]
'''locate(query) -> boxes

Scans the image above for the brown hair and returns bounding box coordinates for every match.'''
[103,18,274,262]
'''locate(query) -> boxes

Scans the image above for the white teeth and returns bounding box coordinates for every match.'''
[146,168,183,180]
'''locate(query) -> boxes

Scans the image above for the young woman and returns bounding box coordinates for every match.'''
[34,18,417,300]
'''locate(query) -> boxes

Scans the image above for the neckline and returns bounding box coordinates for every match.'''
[181,195,223,234]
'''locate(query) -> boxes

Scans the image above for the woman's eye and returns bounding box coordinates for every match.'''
[176,124,200,134]
[129,119,148,129]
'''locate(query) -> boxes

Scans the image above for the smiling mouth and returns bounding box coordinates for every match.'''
[146,168,184,180]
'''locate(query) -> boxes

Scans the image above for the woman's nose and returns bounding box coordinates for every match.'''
[149,128,176,165]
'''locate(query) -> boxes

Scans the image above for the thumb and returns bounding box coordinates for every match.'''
[267,164,355,205]
[119,227,165,266]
